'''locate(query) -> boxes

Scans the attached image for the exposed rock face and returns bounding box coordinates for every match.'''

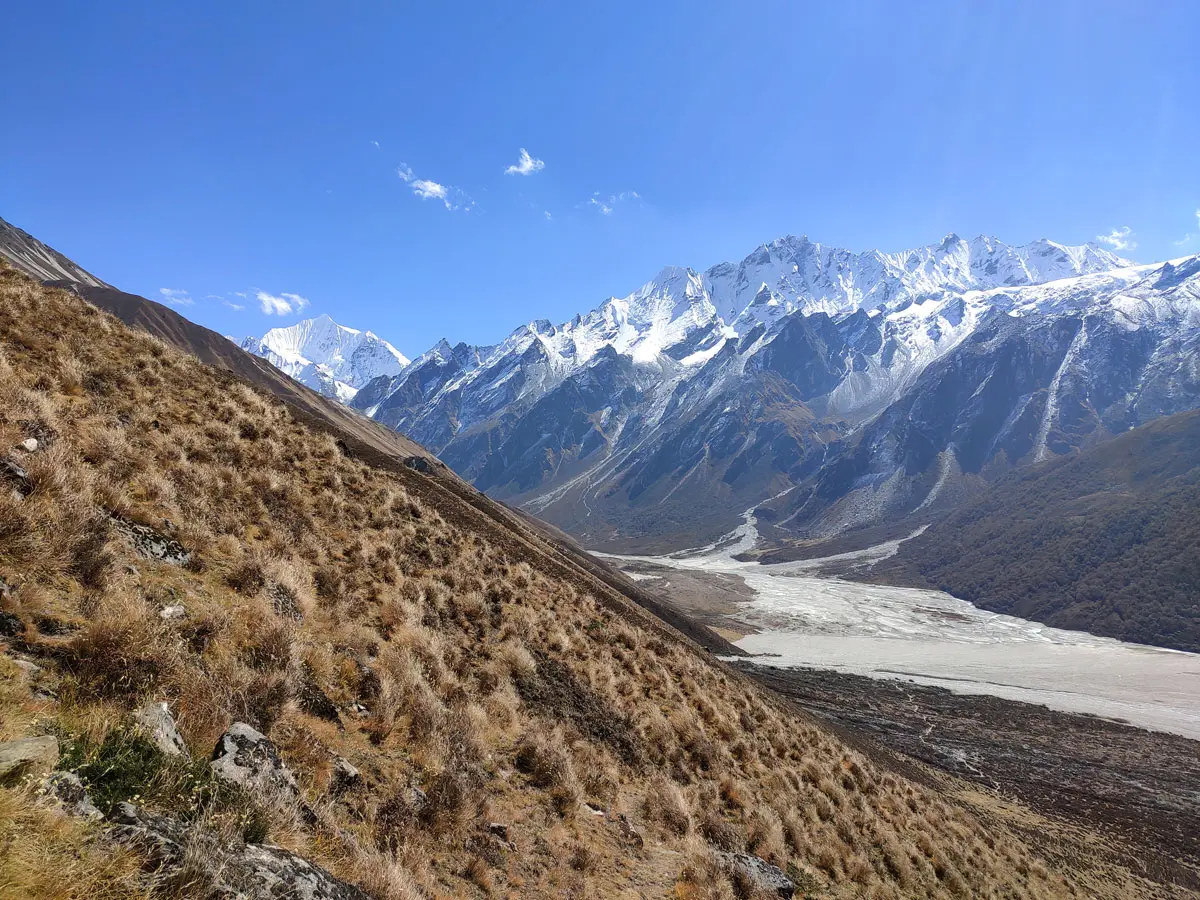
[210,723,299,798]
[717,851,796,898]
[109,515,190,565]
[108,802,370,900]
[43,771,103,821]
[133,701,188,757]
[0,735,59,781]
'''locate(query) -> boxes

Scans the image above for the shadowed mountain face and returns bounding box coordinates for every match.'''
[337,238,1199,552]
[871,408,1200,653]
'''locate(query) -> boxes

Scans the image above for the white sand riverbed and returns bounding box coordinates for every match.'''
[600,514,1200,740]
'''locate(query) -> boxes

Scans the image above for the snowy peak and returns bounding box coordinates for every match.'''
[702,233,1130,328]
[241,314,409,401]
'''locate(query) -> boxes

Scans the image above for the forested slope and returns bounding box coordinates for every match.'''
[876,410,1200,652]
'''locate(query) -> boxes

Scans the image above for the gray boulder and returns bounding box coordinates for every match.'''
[43,771,103,820]
[0,735,58,781]
[133,701,188,757]
[109,802,369,899]
[210,723,298,799]
[717,851,795,898]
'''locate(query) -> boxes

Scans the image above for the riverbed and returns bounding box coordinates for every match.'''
[600,514,1200,740]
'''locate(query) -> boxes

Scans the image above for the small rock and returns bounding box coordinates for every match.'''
[615,812,644,850]
[0,610,24,638]
[17,438,38,453]
[124,564,141,576]
[0,735,59,782]
[210,723,298,799]
[159,604,187,621]
[408,786,428,811]
[717,852,795,898]
[43,771,103,820]
[0,575,16,598]
[330,757,361,795]
[0,459,33,496]
[487,822,510,843]
[297,666,342,727]
[13,658,41,679]
[133,701,188,757]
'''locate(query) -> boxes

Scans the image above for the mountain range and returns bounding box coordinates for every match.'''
[240,233,1200,552]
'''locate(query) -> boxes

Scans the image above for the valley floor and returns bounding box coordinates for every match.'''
[740,664,1200,892]
[604,527,1200,740]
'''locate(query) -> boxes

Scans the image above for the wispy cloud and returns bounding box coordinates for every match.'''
[221,299,246,311]
[397,162,473,211]
[158,288,193,307]
[544,210,553,221]
[505,148,544,176]
[370,140,380,149]
[1173,209,1200,248]
[583,190,641,215]
[257,290,310,316]
[1095,225,1136,252]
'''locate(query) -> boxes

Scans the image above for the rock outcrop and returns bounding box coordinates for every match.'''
[109,802,370,899]
[210,723,299,799]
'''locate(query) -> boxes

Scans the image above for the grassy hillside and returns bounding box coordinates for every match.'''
[0,266,1186,898]
[875,410,1200,652]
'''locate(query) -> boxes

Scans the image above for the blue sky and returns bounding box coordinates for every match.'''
[2,1,1198,357]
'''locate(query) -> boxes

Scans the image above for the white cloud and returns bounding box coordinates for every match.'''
[257,290,310,316]
[544,210,553,221]
[584,190,641,215]
[1181,210,1200,247]
[1095,225,1136,251]
[397,162,471,210]
[158,288,193,307]
[505,148,544,176]
[222,299,246,311]
[411,179,448,201]
[370,140,380,149]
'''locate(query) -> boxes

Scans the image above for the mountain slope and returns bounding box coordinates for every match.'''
[0,216,738,656]
[5,264,1183,897]
[0,215,110,287]
[871,408,1200,652]
[241,315,409,401]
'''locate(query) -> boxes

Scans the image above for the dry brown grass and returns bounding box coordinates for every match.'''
[0,266,1186,898]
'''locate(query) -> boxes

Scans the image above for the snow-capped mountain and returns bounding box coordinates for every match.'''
[241,314,409,401]
[349,234,1200,551]
[265,232,1196,552]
